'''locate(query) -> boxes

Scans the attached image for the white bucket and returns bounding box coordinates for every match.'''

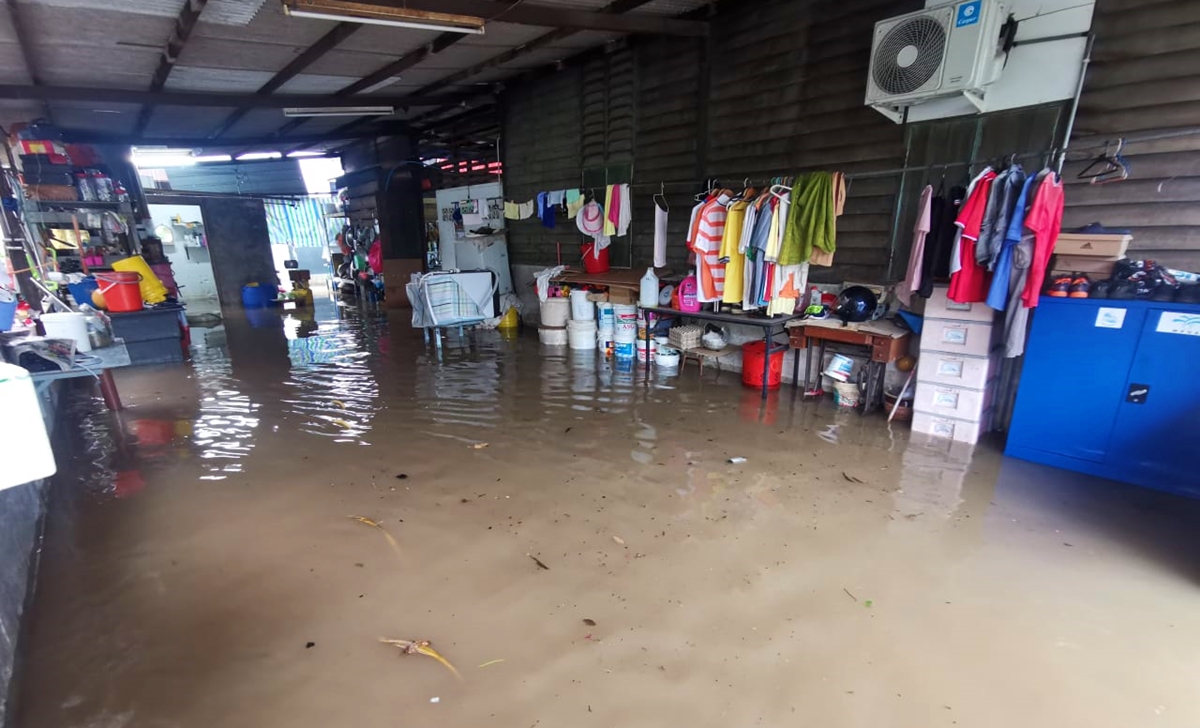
[570,290,595,321]
[655,346,681,368]
[567,320,597,349]
[541,298,570,328]
[614,321,637,343]
[823,353,855,382]
[40,312,91,352]
[597,332,614,354]
[613,303,637,323]
[636,338,657,362]
[596,302,615,328]
[614,341,635,359]
[539,326,568,346]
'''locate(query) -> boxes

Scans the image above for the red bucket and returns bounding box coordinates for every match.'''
[741,340,785,390]
[581,243,610,274]
[95,271,143,312]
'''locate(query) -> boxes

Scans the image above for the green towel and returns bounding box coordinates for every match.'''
[779,172,835,266]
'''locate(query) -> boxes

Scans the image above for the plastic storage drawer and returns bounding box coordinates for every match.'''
[920,319,996,358]
[924,286,996,323]
[109,306,182,343]
[917,352,997,390]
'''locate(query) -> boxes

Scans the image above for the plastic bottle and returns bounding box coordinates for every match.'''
[678,274,700,312]
[639,267,659,308]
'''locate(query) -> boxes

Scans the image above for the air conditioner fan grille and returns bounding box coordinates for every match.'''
[872,16,947,96]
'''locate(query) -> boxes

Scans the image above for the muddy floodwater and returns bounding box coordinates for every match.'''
[13,303,1200,728]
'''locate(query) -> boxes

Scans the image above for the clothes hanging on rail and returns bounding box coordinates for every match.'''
[896,184,933,307]
[603,185,618,236]
[917,185,965,298]
[977,164,1026,270]
[504,201,520,220]
[720,199,749,304]
[1021,172,1064,309]
[617,184,631,237]
[1002,169,1056,358]
[517,200,535,220]
[689,192,731,303]
[948,168,998,303]
[986,174,1036,312]
[653,198,668,268]
[537,192,555,229]
[780,172,839,266]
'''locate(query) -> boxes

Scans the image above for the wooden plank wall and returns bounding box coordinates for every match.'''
[502,67,584,265]
[1063,0,1200,272]
[501,0,1200,278]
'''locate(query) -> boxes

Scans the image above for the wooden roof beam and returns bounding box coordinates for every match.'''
[0,84,485,108]
[357,0,707,36]
[135,0,210,134]
[209,22,362,139]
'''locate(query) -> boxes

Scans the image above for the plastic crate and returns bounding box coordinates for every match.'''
[669,325,702,351]
[109,306,182,343]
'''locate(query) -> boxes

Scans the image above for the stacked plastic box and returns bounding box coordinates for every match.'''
[912,286,999,444]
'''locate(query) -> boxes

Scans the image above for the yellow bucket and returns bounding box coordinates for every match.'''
[497,306,519,329]
[111,255,168,304]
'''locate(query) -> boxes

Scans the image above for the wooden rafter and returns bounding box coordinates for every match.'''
[135,0,210,134]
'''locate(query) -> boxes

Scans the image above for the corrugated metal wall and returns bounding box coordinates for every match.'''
[501,0,1200,278]
[1063,0,1200,272]
[158,159,308,196]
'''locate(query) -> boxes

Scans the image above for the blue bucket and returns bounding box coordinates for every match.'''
[0,297,16,332]
[241,283,271,308]
[67,277,99,307]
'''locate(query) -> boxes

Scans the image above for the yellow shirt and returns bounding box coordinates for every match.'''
[721,201,748,304]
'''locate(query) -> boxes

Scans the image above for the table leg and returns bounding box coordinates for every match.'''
[816,341,826,395]
[761,329,770,400]
[98,369,122,411]
[643,309,650,383]
[804,337,813,393]
[791,340,800,399]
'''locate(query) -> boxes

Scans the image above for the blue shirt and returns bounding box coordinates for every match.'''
[986,175,1038,311]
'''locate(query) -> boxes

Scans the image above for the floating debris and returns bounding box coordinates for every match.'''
[612,536,625,545]
[527,553,550,570]
[429,697,440,703]
[582,618,597,626]
[380,638,462,681]
[347,516,401,558]
[332,400,347,409]
[842,588,858,603]
[331,418,354,429]
[842,472,864,484]
[469,442,489,449]
[727,457,747,464]
[477,659,505,668]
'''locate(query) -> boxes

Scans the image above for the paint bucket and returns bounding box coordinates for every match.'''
[540,297,570,327]
[823,353,855,382]
[567,319,597,350]
[613,341,635,359]
[539,327,568,346]
[636,338,657,362]
[569,289,594,321]
[241,283,272,308]
[613,303,637,324]
[655,346,681,369]
[596,330,614,356]
[40,312,92,352]
[596,302,614,328]
[94,271,143,313]
[111,255,167,304]
[833,381,860,408]
[614,320,637,343]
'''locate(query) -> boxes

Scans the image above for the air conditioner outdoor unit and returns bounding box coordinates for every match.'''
[865,0,1009,123]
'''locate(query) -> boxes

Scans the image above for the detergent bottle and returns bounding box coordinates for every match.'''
[639,268,659,308]
[678,274,700,312]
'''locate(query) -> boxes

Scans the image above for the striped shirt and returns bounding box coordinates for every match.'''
[689,194,731,302]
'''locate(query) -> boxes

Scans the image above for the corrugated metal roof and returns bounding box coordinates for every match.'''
[24,0,268,26]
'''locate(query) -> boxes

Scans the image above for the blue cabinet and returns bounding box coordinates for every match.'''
[1007,298,1200,498]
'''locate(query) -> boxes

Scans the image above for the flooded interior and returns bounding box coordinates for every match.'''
[13,301,1200,728]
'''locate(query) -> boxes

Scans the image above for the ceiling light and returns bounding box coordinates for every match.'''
[287,151,326,158]
[283,0,485,34]
[235,152,283,161]
[283,106,395,117]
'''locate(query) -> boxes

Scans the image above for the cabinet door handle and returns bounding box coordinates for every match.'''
[1126,383,1150,404]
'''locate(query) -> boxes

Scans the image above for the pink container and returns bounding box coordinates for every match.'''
[677,274,700,312]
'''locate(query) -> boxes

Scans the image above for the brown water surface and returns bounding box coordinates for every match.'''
[14,302,1200,728]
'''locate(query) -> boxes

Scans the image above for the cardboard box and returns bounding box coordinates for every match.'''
[1051,254,1119,279]
[382,258,424,309]
[1054,233,1131,257]
[607,287,636,305]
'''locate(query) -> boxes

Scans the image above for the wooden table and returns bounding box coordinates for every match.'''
[787,319,911,414]
[639,306,798,399]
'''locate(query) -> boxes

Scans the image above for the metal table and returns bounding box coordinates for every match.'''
[29,342,130,410]
[638,306,798,399]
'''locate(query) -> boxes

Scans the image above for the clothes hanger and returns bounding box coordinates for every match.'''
[1078,138,1129,185]
[653,182,668,211]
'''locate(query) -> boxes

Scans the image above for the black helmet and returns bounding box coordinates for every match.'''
[833,286,878,323]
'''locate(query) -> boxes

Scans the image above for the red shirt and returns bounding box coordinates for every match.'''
[948,172,996,303]
[1022,175,1064,308]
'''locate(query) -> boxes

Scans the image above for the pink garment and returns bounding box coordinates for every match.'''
[608,185,621,229]
[896,185,933,307]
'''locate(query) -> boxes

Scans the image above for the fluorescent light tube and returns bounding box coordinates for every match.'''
[235,152,283,161]
[284,8,485,34]
[283,106,395,117]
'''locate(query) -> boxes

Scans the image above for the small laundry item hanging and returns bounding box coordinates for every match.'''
[653,197,668,268]
[504,201,519,220]
[565,189,584,218]
[616,183,631,237]
[537,192,555,229]
[517,200,535,220]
